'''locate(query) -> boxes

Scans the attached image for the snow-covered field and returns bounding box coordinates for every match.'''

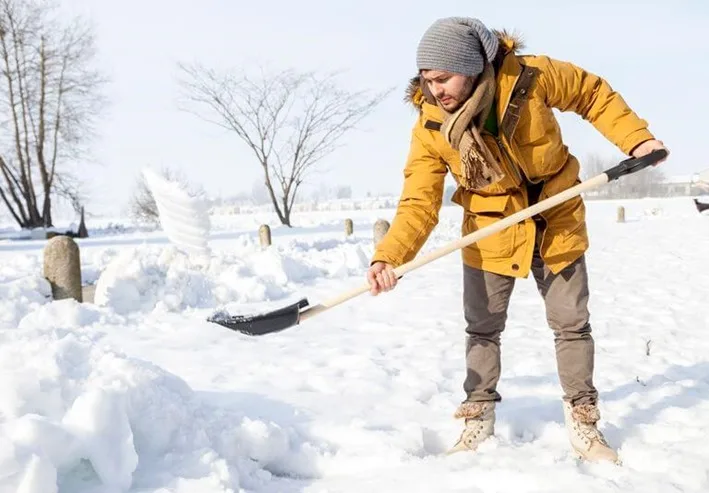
[1,197,708,493]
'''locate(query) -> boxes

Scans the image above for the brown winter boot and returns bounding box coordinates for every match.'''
[446,401,495,454]
[563,401,619,464]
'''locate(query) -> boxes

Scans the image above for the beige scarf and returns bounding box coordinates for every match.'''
[438,63,505,191]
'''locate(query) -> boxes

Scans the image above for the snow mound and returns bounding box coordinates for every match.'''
[0,255,51,329]
[93,246,218,314]
[93,239,372,315]
[0,308,325,492]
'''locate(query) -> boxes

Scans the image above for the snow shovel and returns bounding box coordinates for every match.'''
[208,149,667,336]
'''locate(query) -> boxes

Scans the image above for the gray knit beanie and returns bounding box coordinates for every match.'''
[416,17,499,76]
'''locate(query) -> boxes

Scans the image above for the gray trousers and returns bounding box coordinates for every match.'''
[462,246,597,406]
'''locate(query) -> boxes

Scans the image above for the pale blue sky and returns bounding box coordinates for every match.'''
[59,0,706,216]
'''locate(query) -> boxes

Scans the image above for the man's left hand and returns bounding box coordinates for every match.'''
[632,139,669,165]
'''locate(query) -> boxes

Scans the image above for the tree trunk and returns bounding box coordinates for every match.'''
[262,166,291,227]
[281,195,292,227]
[42,190,52,227]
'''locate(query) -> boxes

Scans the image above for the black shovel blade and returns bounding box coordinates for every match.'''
[207,298,309,336]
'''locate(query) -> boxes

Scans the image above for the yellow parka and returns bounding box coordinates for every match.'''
[371,32,655,278]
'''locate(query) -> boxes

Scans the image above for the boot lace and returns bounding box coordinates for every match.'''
[575,420,609,447]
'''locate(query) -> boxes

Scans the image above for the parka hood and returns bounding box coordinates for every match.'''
[404,29,526,109]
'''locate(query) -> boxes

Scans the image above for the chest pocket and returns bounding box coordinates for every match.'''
[514,98,554,145]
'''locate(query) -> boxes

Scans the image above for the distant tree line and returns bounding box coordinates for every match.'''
[579,153,668,199]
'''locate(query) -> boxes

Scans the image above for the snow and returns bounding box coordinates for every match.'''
[142,168,212,261]
[1,196,708,492]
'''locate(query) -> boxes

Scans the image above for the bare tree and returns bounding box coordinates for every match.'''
[0,0,106,229]
[176,64,391,226]
[129,170,160,226]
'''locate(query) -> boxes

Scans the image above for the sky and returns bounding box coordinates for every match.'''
[51,0,708,217]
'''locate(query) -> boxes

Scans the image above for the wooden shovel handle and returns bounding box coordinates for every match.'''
[301,149,668,323]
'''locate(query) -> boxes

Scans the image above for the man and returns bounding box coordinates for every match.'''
[366,17,668,463]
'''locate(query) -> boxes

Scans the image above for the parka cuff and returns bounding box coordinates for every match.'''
[370,251,402,267]
[621,128,655,156]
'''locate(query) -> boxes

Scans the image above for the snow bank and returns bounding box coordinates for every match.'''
[1,196,708,492]
[93,237,372,315]
[0,301,325,492]
[0,255,51,329]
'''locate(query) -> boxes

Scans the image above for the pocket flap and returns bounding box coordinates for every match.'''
[469,194,510,214]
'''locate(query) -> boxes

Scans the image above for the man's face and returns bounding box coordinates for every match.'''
[421,70,475,112]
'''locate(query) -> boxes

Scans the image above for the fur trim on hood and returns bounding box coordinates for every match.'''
[405,29,525,108]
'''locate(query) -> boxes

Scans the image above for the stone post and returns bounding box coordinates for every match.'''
[259,224,272,248]
[373,219,390,246]
[617,206,625,223]
[43,235,82,302]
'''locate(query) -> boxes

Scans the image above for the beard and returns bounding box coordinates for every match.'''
[437,76,476,112]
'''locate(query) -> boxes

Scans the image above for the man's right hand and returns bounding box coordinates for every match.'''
[367,261,398,295]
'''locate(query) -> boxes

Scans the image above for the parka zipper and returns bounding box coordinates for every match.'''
[495,135,523,186]
[496,132,547,252]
